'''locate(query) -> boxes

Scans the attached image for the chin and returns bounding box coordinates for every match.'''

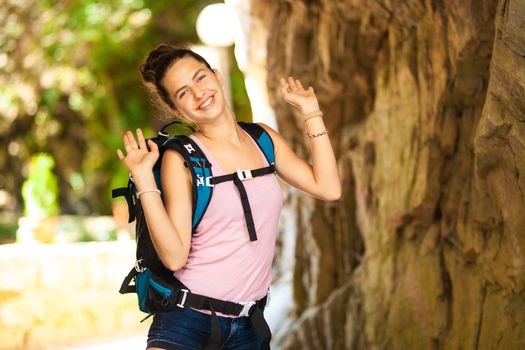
[197,107,226,122]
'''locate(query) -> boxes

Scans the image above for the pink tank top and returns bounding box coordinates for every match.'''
[173,129,283,316]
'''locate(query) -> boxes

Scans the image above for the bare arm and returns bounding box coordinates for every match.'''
[260,120,341,201]
[260,77,342,201]
[117,130,192,271]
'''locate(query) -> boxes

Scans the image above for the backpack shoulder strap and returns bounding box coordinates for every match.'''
[162,135,213,232]
[238,122,275,166]
[111,179,136,223]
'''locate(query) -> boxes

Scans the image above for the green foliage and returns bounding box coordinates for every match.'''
[0,220,18,244]
[2,0,249,217]
[229,47,253,122]
[21,153,59,218]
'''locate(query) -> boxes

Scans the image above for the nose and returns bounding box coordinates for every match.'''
[192,85,205,100]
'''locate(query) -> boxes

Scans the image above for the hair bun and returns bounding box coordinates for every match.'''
[140,65,157,83]
[140,45,177,83]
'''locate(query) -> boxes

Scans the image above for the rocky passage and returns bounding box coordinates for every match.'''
[248,0,525,348]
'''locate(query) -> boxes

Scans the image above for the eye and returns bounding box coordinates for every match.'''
[179,88,189,99]
[197,74,206,82]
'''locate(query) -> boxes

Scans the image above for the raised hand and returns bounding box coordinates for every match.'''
[279,76,320,114]
[116,128,159,177]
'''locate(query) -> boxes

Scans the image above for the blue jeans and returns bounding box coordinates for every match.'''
[147,307,262,349]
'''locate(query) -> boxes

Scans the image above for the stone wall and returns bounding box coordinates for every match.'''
[0,242,149,350]
[249,0,525,349]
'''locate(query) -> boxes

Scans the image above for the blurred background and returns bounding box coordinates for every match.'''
[1,1,281,349]
[2,0,525,349]
[0,0,253,228]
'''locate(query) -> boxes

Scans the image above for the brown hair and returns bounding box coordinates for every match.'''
[140,44,213,110]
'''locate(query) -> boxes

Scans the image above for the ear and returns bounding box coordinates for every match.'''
[168,106,186,121]
[168,104,181,117]
[171,109,194,124]
[213,68,224,86]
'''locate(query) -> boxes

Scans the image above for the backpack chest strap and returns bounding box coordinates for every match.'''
[210,164,275,185]
[208,164,275,242]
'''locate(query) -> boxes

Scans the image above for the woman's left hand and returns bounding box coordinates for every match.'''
[279,76,320,114]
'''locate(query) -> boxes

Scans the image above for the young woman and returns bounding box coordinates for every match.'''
[117,44,341,350]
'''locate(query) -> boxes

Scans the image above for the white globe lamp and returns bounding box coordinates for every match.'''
[196,3,238,47]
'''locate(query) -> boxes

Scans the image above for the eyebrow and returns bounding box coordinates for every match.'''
[174,69,205,97]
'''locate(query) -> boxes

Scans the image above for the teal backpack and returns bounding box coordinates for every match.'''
[112,120,275,349]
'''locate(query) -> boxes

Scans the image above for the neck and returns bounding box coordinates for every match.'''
[195,108,242,146]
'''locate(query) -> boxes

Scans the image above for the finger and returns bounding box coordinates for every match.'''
[279,78,290,93]
[136,128,147,149]
[123,133,133,153]
[126,131,139,150]
[116,149,125,161]
[148,139,159,153]
[295,79,304,90]
[288,76,297,90]
[309,86,314,93]
[279,83,290,96]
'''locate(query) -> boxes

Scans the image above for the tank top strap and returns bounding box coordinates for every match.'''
[188,134,225,176]
[188,129,270,176]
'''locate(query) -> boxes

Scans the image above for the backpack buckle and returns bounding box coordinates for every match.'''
[236,169,253,181]
[134,259,146,273]
[176,288,189,308]
[238,301,256,317]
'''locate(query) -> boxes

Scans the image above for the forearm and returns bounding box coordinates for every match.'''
[304,116,342,200]
[133,172,187,270]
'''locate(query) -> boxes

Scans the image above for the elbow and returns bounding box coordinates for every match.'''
[324,190,342,201]
[323,182,342,201]
[164,260,186,272]
[162,255,188,272]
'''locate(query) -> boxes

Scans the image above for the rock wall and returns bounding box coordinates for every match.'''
[249,0,525,348]
[0,242,149,350]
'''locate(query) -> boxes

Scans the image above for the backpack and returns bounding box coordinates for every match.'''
[112,120,275,348]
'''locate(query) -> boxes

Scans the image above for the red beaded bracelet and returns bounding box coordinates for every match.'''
[307,130,328,139]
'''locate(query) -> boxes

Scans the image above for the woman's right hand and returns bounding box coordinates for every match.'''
[116,128,159,177]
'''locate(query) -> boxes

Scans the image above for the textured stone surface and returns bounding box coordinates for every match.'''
[249,0,525,348]
[0,242,149,350]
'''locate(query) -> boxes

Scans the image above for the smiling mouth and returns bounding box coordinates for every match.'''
[198,95,215,110]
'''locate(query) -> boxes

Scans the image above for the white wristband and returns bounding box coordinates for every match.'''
[137,188,161,198]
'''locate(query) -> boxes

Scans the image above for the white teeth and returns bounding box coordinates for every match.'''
[200,97,213,109]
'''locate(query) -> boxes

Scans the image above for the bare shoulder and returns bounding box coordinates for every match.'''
[255,122,285,153]
[162,147,185,168]
[161,148,192,185]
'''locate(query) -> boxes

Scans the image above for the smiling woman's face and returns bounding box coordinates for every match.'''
[161,56,225,123]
